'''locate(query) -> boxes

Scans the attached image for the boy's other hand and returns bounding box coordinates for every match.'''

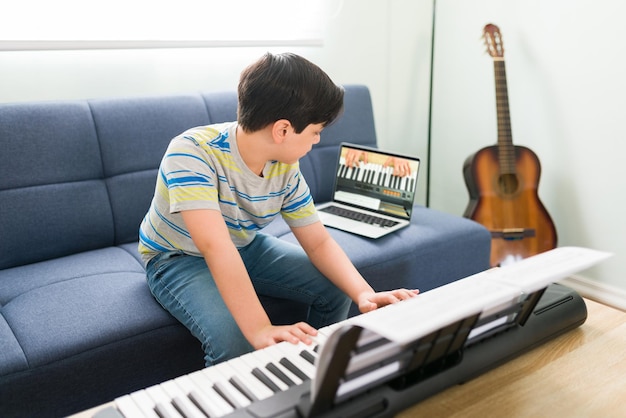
[357,288,419,314]
[253,322,318,349]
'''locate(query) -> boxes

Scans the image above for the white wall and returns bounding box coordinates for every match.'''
[430,0,626,304]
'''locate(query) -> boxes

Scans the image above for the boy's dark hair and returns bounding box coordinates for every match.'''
[237,52,344,133]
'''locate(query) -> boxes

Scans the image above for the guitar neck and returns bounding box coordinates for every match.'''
[494,58,516,174]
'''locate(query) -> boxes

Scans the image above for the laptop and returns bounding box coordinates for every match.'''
[316,143,420,239]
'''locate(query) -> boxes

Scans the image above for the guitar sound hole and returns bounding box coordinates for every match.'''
[498,173,519,195]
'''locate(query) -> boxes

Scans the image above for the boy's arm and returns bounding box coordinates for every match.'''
[291,221,418,313]
[181,209,316,348]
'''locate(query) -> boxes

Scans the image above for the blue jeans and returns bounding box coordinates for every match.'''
[146,233,351,367]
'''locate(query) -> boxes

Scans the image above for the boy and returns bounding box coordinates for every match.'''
[139,52,418,367]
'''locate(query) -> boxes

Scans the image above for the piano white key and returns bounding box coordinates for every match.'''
[170,375,221,418]
[224,356,275,400]
[218,360,265,402]
[115,394,148,418]
[188,389,224,418]
[373,164,382,185]
[359,164,367,182]
[129,390,160,418]
[158,380,186,406]
[319,321,345,340]
[400,176,408,191]
[205,364,252,409]
[185,370,234,416]
[356,164,365,182]
[144,386,183,418]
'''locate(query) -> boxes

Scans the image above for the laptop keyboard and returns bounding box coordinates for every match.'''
[320,206,399,228]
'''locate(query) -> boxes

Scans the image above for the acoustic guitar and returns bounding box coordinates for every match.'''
[463,23,557,267]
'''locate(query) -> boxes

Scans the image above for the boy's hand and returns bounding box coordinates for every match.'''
[252,322,318,349]
[357,288,419,314]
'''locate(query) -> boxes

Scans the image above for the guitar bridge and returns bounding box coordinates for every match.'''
[491,228,536,241]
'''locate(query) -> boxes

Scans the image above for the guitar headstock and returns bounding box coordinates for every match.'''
[483,23,504,58]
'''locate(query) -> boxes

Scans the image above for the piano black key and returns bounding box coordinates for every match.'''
[279,357,310,382]
[266,362,297,387]
[300,350,316,365]
[171,396,201,418]
[188,390,221,418]
[184,372,234,416]
[205,365,251,409]
[249,347,304,388]
[229,375,259,402]
[154,402,181,418]
[213,381,245,409]
[146,386,184,418]
[252,367,282,393]
[274,342,317,377]
[227,356,276,400]
[245,348,296,388]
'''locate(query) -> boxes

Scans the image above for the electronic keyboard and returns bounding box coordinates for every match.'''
[93,247,610,418]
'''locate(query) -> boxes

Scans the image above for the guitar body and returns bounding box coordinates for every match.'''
[463,145,557,267]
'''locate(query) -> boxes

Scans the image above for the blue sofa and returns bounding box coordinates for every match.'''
[0,85,490,417]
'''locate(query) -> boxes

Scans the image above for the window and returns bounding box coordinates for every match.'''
[0,0,331,50]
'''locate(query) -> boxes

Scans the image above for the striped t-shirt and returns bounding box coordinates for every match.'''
[138,122,319,265]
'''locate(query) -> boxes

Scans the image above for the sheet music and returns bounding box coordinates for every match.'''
[312,246,611,402]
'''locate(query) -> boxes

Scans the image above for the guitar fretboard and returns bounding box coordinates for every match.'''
[494,59,516,174]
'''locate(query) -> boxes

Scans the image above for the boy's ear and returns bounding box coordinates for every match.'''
[272,119,292,143]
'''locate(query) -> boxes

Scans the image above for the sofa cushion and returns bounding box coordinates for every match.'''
[201,91,239,123]
[0,247,179,372]
[0,316,26,376]
[89,95,212,246]
[0,102,114,270]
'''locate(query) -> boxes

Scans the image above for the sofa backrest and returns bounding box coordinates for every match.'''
[0,85,376,269]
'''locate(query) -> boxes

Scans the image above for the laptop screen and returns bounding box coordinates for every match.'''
[333,143,420,220]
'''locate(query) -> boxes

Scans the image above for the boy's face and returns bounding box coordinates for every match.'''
[280,122,324,164]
